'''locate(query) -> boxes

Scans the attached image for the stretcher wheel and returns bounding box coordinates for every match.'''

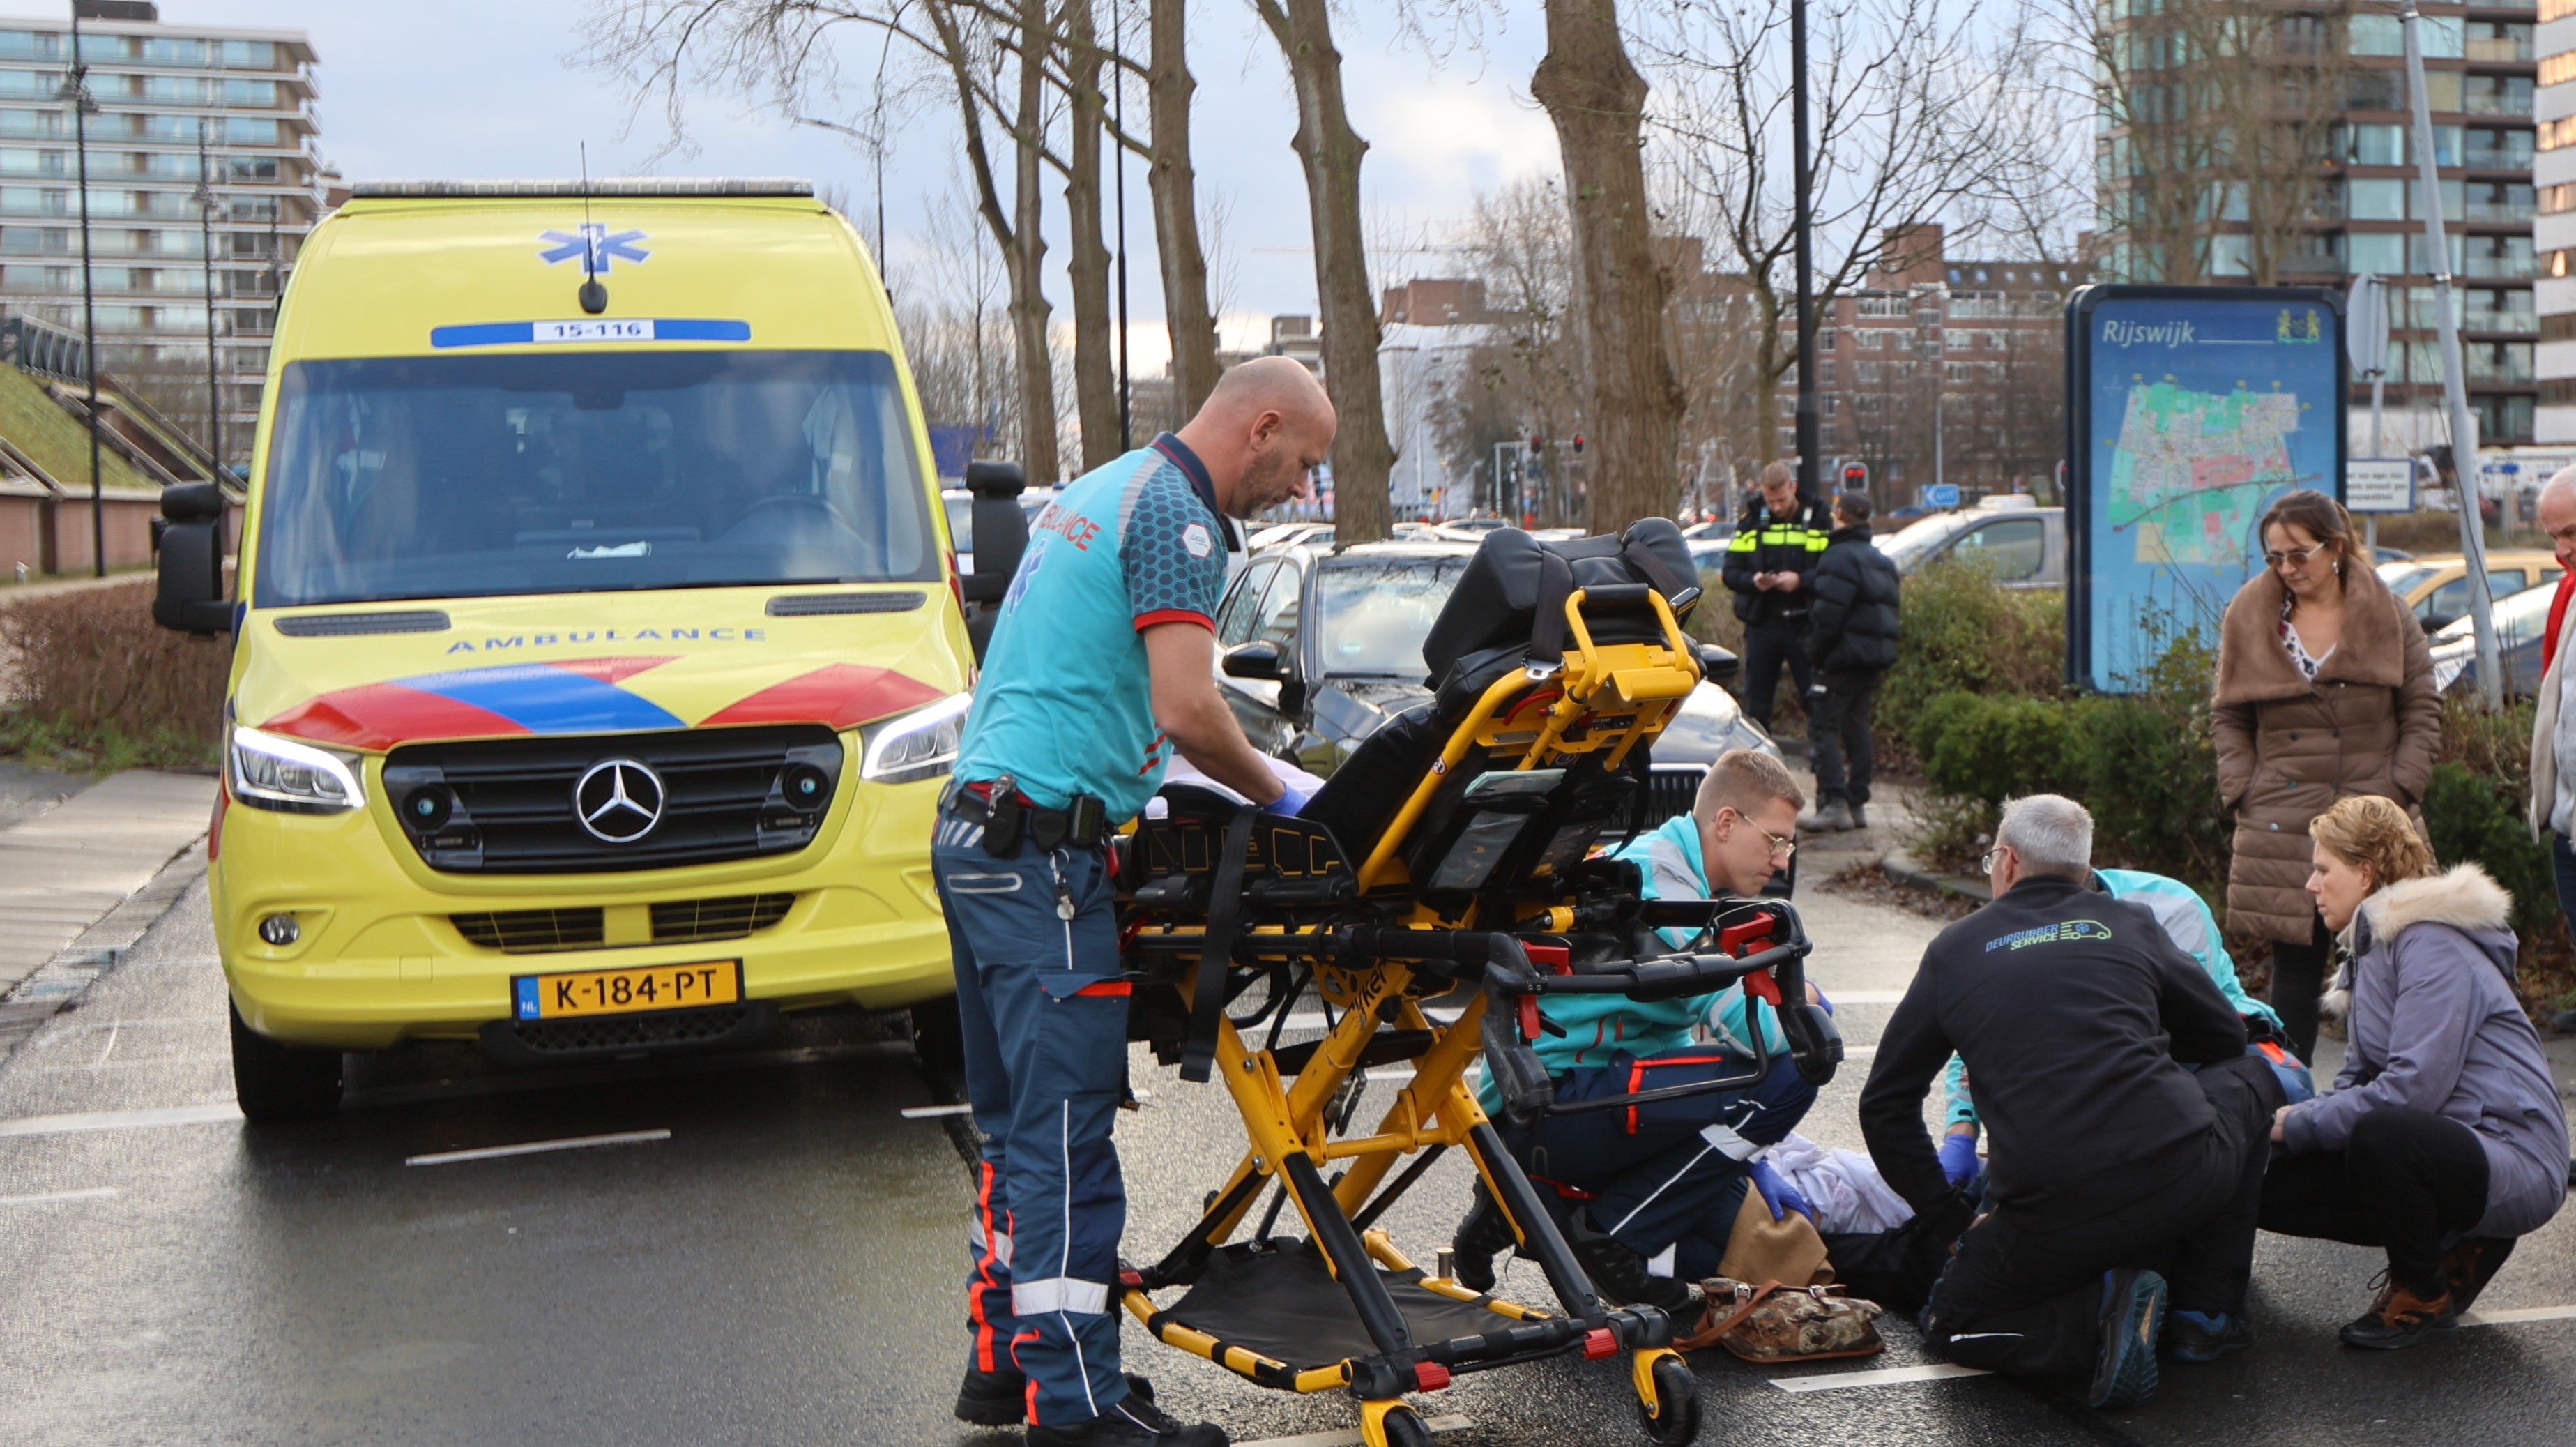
[1371,1404,1433,1447]
[1637,1354,1700,1445]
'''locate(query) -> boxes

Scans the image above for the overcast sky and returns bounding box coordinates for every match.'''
[132,0,1567,378]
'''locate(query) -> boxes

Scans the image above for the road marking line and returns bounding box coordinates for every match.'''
[1829,992,1905,1005]
[406,1129,671,1166]
[1769,1362,1990,1393]
[0,1103,241,1139]
[0,1186,117,1207]
[2461,1304,2576,1327]
[1235,1414,1471,1447]
[901,1104,975,1119]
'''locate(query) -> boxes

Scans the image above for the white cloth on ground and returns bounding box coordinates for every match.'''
[1767,1130,1914,1234]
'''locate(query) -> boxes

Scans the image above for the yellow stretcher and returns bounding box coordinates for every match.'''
[1111,522,1843,1447]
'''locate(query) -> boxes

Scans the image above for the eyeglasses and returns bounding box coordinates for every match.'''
[1979,846,2010,876]
[2264,542,2329,570]
[1728,811,1798,861]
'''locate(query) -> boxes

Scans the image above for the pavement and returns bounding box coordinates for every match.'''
[0,769,213,994]
[3,779,2576,1445]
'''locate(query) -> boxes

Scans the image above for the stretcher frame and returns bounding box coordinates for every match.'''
[1113,582,1840,1447]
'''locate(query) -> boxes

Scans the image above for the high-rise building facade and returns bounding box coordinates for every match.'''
[2536,0,2576,444]
[0,2,325,468]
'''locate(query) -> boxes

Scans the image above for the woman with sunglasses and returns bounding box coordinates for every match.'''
[2213,488,2439,1064]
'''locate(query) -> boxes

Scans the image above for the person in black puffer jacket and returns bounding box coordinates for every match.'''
[1799,491,1901,832]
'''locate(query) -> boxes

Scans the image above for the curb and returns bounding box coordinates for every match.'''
[0,833,207,1061]
[1880,847,1992,904]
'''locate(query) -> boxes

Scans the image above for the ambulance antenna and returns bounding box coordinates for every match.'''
[577,142,608,315]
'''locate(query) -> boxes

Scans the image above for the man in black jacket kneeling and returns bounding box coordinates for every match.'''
[1859,795,2280,1409]
[1798,490,1900,833]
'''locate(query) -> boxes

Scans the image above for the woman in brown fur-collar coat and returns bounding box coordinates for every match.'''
[2213,489,2439,1064]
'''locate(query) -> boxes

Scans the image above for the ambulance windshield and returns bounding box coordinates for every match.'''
[252,349,942,607]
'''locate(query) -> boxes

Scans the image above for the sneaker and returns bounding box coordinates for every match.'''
[1567,1208,1696,1315]
[1799,799,1856,833]
[1449,1181,1518,1293]
[2443,1236,2517,1316]
[2160,1309,2252,1363]
[2340,1275,2457,1350]
[957,1365,1156,1427]
[2088,1268,2167,1409]
[1849,803,1869,831]
[1028,1391,1227,1446]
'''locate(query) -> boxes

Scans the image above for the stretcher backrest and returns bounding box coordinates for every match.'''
[1419,519,1699,682]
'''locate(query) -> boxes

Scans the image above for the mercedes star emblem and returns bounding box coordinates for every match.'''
[573,758,666,844]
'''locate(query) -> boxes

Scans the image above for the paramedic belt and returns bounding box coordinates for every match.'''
[952,775,1111,857]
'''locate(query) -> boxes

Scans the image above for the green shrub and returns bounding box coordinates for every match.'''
[1916,692,2080,806]
[2422,697,2556,940]
[1880,559,2067,729]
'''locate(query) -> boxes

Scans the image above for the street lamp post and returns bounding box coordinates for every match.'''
[57,13,102,577]
[195,118,220,476]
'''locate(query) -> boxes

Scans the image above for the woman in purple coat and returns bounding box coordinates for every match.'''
[2262,795,2569,1350]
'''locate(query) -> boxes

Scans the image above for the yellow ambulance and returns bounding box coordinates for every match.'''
[153,179,1006,1121]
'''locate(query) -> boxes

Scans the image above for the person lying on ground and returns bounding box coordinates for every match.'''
[2261,794,2570,1350]
[1449,748,1824,1313]
[1859,794,2280,1410]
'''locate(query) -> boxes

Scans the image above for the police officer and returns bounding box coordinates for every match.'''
[938,357,1334,1446]
[1720,460,1833,736]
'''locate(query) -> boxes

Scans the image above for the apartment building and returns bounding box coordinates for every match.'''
[0,1,326,469]
[2537,0,2576,443]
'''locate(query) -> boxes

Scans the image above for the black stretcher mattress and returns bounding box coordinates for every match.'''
[1159,1238,1522,1370]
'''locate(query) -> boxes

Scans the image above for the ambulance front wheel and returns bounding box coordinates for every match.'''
[1638,1354,1700,1445]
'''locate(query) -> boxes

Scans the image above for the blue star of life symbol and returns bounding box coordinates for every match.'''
[537,224,650,273]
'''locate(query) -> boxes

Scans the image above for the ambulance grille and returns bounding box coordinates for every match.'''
[452,908,606,953]
[651,892,795,943]
[505,1006,755,1054]
[384,725,842,874]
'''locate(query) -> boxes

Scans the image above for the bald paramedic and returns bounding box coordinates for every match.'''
[935,358,1333,1447]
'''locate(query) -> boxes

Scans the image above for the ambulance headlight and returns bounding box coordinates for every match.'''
[228,725,367,814]
[860,691,973,785]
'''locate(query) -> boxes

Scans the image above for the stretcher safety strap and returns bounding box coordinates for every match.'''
[1181,805,1258,1084]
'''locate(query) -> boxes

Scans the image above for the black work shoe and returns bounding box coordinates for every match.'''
[2442,1236,2516,1316]
[2088,1268,2167,1409]
[1567,1209,1696,1315]
[957,1364,1156,1427]
[2340,1275,2456,1350]
[1027,1390,1226,1446]
[1450,1181,1518,1292]
[2160,1309,2252,1363]
[1849,803,1870,831]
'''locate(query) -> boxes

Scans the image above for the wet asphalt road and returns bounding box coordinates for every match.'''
[4,881,2576,1447]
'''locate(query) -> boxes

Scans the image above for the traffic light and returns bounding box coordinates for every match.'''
[1840,462,1868,490]
[1529,436,1544,458]
[1571,434,1585,454]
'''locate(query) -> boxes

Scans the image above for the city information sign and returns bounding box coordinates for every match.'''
[2064,285,2346,692]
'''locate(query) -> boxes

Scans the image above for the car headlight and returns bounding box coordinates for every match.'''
[861,691,973,785]
[228,724,367,813]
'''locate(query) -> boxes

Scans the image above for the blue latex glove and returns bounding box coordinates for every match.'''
[1746,1160,1812,1223]
[1938,1132,1981,1188]
[1811,984,1833,1016]
[1270,784,1313,817]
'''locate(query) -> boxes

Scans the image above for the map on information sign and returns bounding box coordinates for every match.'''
[2068,288,2344,692]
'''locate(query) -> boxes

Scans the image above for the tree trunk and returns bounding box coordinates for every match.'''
[1532,0,1684,533]
[1148,0,1221,421]
[1257,0,1394,541]
[1062,0,1119,471]
[1008,0,1060,480]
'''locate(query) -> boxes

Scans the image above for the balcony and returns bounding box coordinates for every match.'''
[2464,143,2536,169]
[2465,252,2541,278]
[2467,198,2536,223]
[2466,36,2533,61]
[2464,308,2539,333]
[2467,349,2536,384]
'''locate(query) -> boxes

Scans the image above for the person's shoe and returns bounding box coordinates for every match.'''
[1800,798,1856,833]
[2550,1008,2576,1034]
[1566,1209,1696,1315]
[1848,803,1869,831]
[957,1365,1155,1427]
[2442,1236,2516,1316]
[2088,1268,2167,1409]
[2160,1309,2252,1363]
[1449,1181,1518,1293]
[2338,1275,2457,1350]
[1027,1390,1226,1446]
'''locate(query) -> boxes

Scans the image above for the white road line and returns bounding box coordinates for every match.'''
[0,1103,241,1139]
[2462,1304,2576,1327]
[901,1104,975,1119]
[1771,1362,1990,1393]
[1235,1414,1471,1447]
[0,1186,118,1207]
[406,1129,671,1167]
[1829,992,1906,1005]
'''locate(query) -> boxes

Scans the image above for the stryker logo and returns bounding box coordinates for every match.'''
[2102,319,2195,347]
[443,627,766,654]
[1984,918,2114,953]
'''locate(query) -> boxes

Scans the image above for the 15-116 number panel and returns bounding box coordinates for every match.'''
[512,960,742,1020]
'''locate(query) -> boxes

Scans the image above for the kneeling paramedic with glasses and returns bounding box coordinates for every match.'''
[936,356,1334,1447]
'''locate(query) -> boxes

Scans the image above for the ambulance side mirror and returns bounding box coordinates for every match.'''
[153,481,232,635]
[961,461,1028,659]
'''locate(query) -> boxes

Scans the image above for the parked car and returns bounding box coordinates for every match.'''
[2428,581,2560,697]
[2377,550,2561,634]
[1210,540,1779,828]
[1247,521,1335,553]
[1875,496,2066,588]
[943,483,1057,574]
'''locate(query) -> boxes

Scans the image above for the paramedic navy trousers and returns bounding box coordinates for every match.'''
[933,802,1131,1426]
[1504,1051,1817,1280]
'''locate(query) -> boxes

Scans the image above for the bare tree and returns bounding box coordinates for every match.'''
[1147,0,1221,419]
[1247,0,1396,540]
[1534,0,1686,531]
[1062,0,1119,470]
[1445,180,1585,523]
[895,184,1020,454]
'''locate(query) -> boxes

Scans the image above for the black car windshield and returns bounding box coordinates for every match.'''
[254,350,940,607]
[1315,556,1471,676]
